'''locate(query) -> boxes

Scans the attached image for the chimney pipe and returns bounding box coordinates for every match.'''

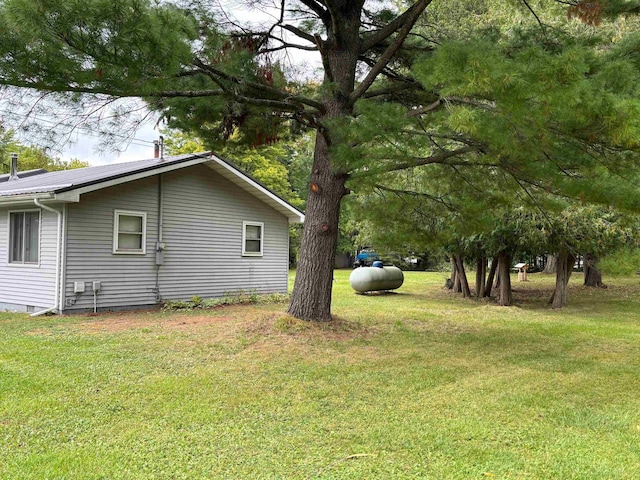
[8,152,18,181]
[153,141,160,159]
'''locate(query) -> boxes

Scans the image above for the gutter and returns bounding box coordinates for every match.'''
[0,192,56,206]
[31,199,62,317]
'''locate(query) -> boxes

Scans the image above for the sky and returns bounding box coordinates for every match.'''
[60,119,161,166]
[43,1,319,167]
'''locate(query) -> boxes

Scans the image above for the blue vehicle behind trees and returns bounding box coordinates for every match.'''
[354,248,380,267]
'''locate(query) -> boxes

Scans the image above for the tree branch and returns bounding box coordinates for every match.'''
[377,146,482,174]
[259,43,318,54]
[520,0,546,29]
[407,99,441,116]
[350,0,432,104]
[351,146,487,178]
[399,130,485,148]
[362,81,424,99]
[298,0,330,24]
[360,0,432,53]
[407,97,496,117]
[0,79,152,98]
[280,24,316,44]
[193,57,325,112]
[373,184,456,209]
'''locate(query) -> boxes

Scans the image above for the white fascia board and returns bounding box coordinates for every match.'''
[64,155,213,197]
[208,154,305,223]
[52,192,81,203]
[0,184,72,196]
[0,192,55,206]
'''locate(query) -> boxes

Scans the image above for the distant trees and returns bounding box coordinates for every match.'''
[344,0,640,309]
[356,181,640,308]
[0,127,89,173]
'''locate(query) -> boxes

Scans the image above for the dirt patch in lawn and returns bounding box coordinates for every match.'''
[75,313,237,333]
[28,306,372,345]
[246,313,372,340]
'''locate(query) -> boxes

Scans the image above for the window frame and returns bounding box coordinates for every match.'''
[113,210,147,255]
[7,209,41,267]
[242,221,264,257]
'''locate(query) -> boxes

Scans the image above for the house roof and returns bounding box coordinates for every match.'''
[0,168,48,182]
[0,152,305,223]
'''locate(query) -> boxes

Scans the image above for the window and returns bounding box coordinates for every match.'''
[9,210,40,264]
[113,210,146,254]
[242,221,263,256]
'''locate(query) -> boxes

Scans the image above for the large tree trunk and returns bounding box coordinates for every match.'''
[287,133,346,321]
[543,254,557,274]
[288,3,361,321]
[475,256,487,298]
[550,249,576,309]
[453,254,471,297]
[496,251,513,306]
[583,252,603,287]
[484,255,499,297]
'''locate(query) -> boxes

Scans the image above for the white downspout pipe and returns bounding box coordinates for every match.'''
[31,199,62,317]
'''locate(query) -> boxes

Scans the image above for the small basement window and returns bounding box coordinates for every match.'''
[8,210,40,264]
[113,210,146,254]
[242,221,263,256]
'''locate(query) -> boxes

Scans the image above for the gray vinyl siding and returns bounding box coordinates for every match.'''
[64,176,159,311]
[63,164,289,311]
[159,164,289,300]
[0,206,58,310]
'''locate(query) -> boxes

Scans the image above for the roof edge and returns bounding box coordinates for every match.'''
[0,152,305,223]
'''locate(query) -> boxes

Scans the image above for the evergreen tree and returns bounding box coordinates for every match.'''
[2,0,640,320]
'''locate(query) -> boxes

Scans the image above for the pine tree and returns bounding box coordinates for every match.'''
[2,0,640,320]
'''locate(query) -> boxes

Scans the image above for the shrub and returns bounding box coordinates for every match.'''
[162,292,290,311]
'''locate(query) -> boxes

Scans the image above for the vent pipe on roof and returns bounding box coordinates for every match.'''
[8,152,18,181]
[153,136,165,159]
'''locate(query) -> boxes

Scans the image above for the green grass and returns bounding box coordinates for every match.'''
[2,271,640,479]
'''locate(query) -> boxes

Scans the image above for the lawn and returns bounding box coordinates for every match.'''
[1,270,640,479]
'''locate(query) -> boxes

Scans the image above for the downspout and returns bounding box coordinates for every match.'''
[154,173,164,303]
[58,204,68,313]
[31,199,62,316]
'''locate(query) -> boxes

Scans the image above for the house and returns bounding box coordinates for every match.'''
[0,152,304,315]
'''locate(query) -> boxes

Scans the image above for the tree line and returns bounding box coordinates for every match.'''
[0,127,89,173]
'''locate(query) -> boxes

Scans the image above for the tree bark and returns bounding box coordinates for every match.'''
[583,252,603,287]
[484,255,498,297]
[448,256,457,290]
[543,254,557,274]
[453,254,471,297]
[550,249,576,309]
[288,3,362,321]
[287,132,347,321]
[451,257,462,293]
[496,251,513,306]
[475,256,487,298]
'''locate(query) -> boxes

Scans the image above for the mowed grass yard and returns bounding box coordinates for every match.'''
[1,270,640,479]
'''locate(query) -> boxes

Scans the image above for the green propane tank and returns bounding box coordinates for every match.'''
[349,265,404,293]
